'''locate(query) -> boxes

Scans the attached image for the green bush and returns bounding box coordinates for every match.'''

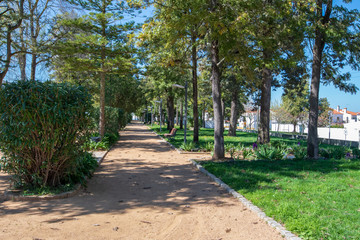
[255,145,286,160]
[83,132,119,151]
[65,152,98,186]
[0,80,93,188]
[353,148,360,159]
[320,147,348,159]
[180,141,196,151]
[291,146,307,160]
[92,106,129,134]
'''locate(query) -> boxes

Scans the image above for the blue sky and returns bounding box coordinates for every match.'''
[135,2,360,112]
[272,0,360,112]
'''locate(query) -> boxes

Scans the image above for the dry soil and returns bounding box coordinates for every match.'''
[0,123,283,240]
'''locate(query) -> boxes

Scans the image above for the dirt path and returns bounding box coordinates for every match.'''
[0,123,283,240]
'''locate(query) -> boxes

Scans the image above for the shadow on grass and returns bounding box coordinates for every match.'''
[201,158,360,194]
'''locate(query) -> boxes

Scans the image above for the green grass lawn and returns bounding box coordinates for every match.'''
[149,124,360,239]
[201,159,360,239]
[148,124,340,151]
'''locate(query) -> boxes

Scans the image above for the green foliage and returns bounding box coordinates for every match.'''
[180,141,196,151]
[203,142,214,152]
[225,143,237,159]
[319,146,350,160]
[291,146,307,160]
[352,148,360,159]
[254,145,286,161]
[241,148,254,161]
[83,132,119,151]
[92,106,129,134]
[65,152,98,187]
[0,80,92,188]
[202,158,360,239]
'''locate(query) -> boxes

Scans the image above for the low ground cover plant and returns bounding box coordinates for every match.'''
[201,158,360,239]
[83,132,119,151]
[149,124,357,160]
[0,80,97,191]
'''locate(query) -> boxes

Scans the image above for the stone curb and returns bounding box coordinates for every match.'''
[189,159,302,240]
[2,150,110,202]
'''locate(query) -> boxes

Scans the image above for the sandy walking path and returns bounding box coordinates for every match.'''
[0,123,283,240]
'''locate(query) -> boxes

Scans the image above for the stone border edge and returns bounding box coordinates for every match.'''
[189,159,301,240]
[2,150,110,202]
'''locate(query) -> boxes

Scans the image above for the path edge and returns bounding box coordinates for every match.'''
[189,159,301,240]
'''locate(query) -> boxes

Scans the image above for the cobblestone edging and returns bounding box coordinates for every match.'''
[2,150,109,202]
[189,159,302,240]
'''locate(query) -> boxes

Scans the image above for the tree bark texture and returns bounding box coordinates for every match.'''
[180,100,183,129]
[258,58,272,144]
[307,0,332,158]
[176,102,179,126]
[228,87,239,136]
[18,26,27,81]
[166,95,175,131]
[99,5,106,139]
[202,108,206,128]
[211,39,224,159]
[191,31,199,143]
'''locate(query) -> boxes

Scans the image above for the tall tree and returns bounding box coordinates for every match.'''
[0,0,24,84]
[281,62,309,133]
[306,0,360,158]
[53,0,138,138]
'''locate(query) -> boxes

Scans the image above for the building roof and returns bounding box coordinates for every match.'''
[331,109,342,115]
[343,110,358,116]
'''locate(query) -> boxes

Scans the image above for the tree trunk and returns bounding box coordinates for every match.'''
[308,35,324,158]
[166,95,175,131]
[202,108,206,128]
[293,122,297,133]
[191,30,199,143]
[307,0,331,158]
[228,88,239,136]
[99,6,106,139]
[258,51,272,144]
[176,101,179,126]
[99,71,106,138]
[180,100,183,129]
[30,53,37,81]
[211,39,224,159]
[18,26,27,81]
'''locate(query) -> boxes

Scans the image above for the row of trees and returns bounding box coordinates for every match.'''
[139,0,360,159]
[0,0,144,138]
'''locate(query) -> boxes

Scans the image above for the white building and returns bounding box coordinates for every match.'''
[334,106,359,123]
[239,110,259,130]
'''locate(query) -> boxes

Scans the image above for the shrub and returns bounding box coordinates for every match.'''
[180,141,196,151]
[0,80,93,188]
[320,147,347,159]
[255,145,286,160]
[225,143,237,159]
[292,146,307,160]
[353,148,360,159]
[92,106,129,135]
[203,142,214,152]
[65,152,98,186]
[83,132,119,151]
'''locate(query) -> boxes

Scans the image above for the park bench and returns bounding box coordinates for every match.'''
[164,128,177,139]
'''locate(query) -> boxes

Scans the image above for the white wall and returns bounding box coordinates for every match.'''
[304,126,360,141]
